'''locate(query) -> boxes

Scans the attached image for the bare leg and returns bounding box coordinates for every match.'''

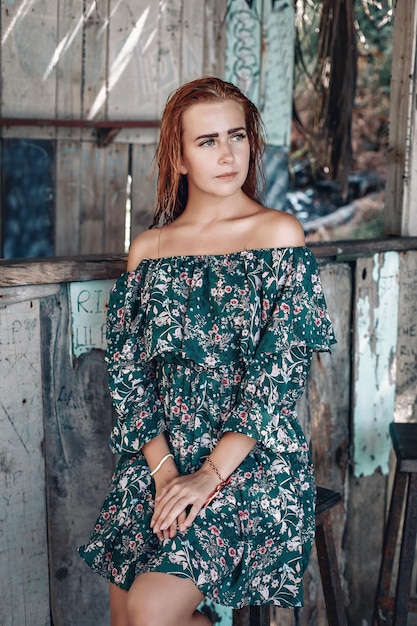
[109,582,129,626]
[127,572,212,626]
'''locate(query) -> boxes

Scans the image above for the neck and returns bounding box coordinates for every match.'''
[179,189,250,225]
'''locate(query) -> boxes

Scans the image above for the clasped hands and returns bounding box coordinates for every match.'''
[150,466,220,541]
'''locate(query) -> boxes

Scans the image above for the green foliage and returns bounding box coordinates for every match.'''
[295,0,393,95]
[355,0,394,90]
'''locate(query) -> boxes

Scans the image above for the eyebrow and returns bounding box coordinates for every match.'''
[194,126,246,141]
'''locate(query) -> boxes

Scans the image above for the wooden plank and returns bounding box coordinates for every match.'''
[288,261,351,626]
[0,256,126,287]
[307,261,352,490]
[78,141,104,253]
[55,0,84,140]
[0,298,51,626]
[384,0,417,236]
[79,142,129,254]
[4,239,417,287]
[0,284,59,308]
[55,140,82,256]
[156,0,183,115]
[344,473,387,625]
[40,287,113,625]
[353,253,400,477]
[307,236,417,259]
[106,1,160,123]
[0,0,58,119]
[52,3,129,254]
[130,143,157,241]
[181,0,205,81]
[104,144,130,253]
[0,139,2,255]
[225,0,262,105]
[395,250,417,421]
[259,0,295,146]
[83,0,110,122]
[202,0,227,77]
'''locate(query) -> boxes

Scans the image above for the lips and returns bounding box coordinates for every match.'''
[216,172,238,180]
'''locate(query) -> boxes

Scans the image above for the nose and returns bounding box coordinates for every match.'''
[218,141,234,164]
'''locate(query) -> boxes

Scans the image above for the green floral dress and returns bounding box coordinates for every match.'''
[79,246,336,608]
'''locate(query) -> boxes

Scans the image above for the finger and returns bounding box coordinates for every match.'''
[169,519,178,539]
[178,511,187,527]
[151,483,182,524]
[152,486,187,530]
[151,495,179,531]
[154,477,182,503]
[155,495,192,532]
[180,503,202,531]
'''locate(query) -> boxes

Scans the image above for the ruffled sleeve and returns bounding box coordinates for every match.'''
[219,247,336,450]
[105,271,166,454]
[256,247,336,354]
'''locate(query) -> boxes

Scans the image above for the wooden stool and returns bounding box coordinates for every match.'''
[373,422,417,626]
[233,486,346,626]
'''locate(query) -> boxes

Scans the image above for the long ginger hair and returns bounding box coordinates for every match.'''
[152,76,266,227]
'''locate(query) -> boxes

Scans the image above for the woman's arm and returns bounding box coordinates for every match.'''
[150,431,256,534]
[151,345,316,534]
[142,434,185,540]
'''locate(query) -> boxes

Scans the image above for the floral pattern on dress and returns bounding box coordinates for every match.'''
[79,246,336,608]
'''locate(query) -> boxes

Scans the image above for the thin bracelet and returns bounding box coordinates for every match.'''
[203,475,232,507]
[205,457,225,483]
[150,453,174,477]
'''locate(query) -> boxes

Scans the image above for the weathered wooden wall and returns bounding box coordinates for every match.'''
[0,0,295,259]
[1,239,417,626]
[0,0,228,257]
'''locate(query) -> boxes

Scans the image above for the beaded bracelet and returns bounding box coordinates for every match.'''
[149,453,174,477]
[205,457,224,483]
[203,475,232,507]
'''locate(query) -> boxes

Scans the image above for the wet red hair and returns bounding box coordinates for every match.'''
[152,76,266,227]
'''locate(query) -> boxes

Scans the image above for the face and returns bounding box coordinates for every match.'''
[179,100,250,201]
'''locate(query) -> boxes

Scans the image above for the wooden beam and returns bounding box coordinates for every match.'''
[0,255,126,287]
[2,239,417,287]
[384,0,417,236]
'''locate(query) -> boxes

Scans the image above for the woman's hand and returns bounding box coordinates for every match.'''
[152,465,185,541]
[151,467,220,535]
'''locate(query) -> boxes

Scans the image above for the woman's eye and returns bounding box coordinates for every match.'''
[200,138,215,147]
[231,133,247,142]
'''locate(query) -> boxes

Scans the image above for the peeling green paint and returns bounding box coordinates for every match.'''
[353,252,400,477]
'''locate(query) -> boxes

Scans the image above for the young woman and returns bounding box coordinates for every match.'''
[79,77,336,626]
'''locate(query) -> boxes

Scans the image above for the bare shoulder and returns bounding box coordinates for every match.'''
[127,228,161,271]
[253,207,305,248]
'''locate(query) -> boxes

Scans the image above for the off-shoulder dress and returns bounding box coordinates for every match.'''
[79,246,336,609]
